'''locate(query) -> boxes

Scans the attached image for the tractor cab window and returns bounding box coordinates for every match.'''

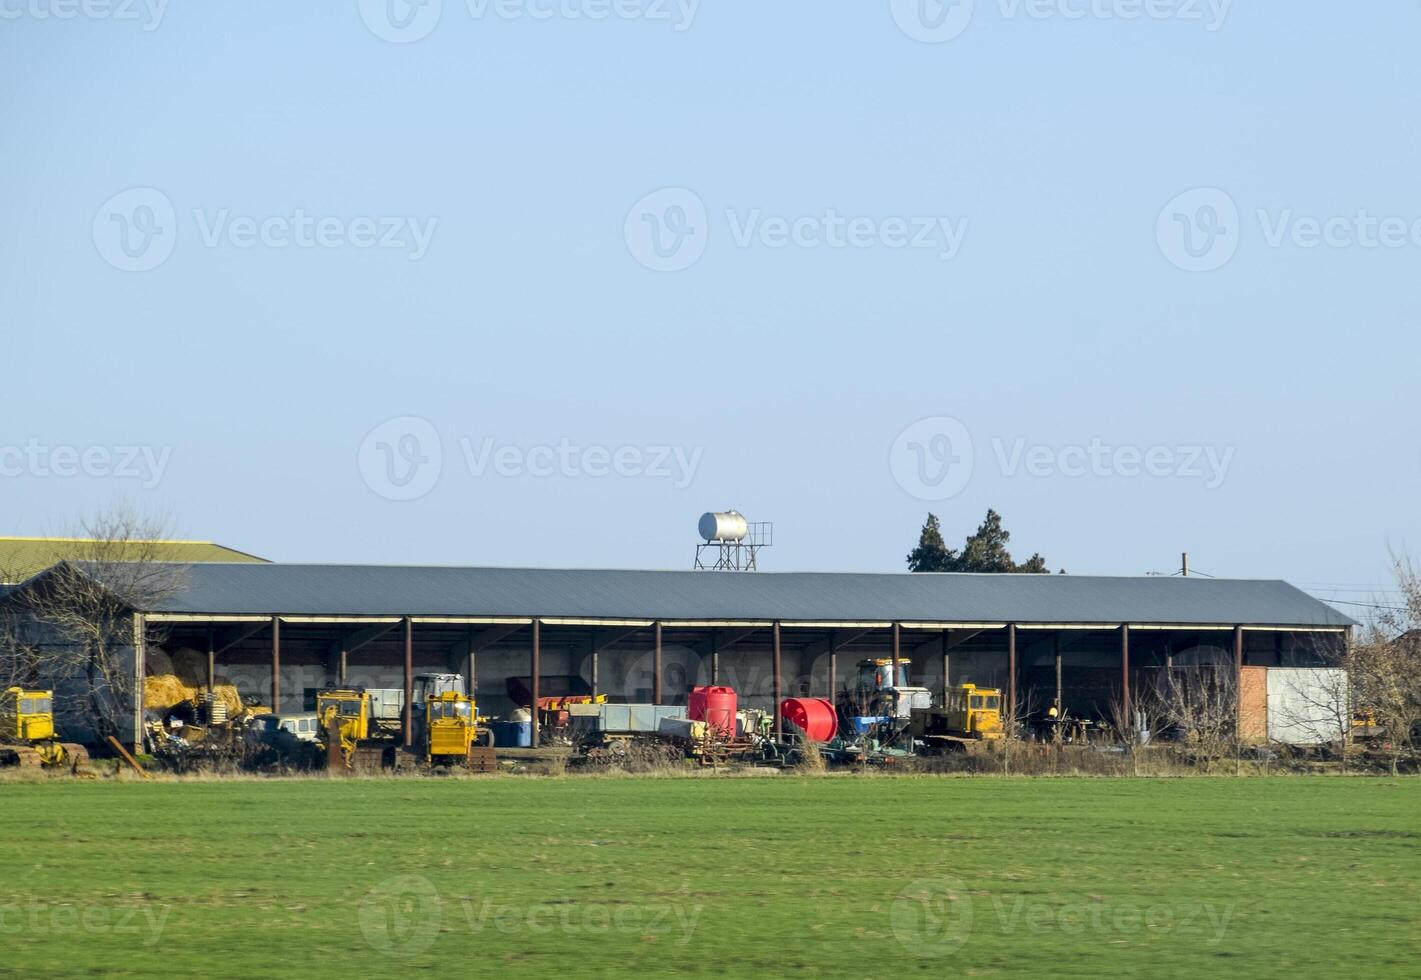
[454,702,471,719]
[338,701,362,717]
[35,697,52,714]
[20,698,36,714]
[970,695,1000,711]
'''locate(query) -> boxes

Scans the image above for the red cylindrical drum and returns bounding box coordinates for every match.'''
[779,697,838,742]
[689,685,737,737]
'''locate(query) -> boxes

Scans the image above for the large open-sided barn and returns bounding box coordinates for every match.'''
[8,560,1353,749]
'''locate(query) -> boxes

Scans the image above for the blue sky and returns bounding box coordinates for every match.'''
[2,2,1417,612]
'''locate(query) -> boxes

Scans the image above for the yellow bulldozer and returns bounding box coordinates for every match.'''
[909,683,1005,751]
[315,689,395,772]
[421,690,489,767]
[0,687,90,770]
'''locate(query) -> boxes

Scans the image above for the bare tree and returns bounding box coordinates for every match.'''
[1107,684,1170,776]
[1347,556,1421,775]
[9,506,187,746]
[1160,665,1237,773]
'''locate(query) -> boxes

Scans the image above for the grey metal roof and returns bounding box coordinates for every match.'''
[109,563,1354,627]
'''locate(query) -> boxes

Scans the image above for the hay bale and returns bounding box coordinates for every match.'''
[144,674,200,710]
[211,684,243,716]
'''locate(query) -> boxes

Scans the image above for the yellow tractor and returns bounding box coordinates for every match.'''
[941,684,1004,740]
[909,683,1005,751]
[0,687,90,770]
[315,689,393,772]
[421,691,493,769]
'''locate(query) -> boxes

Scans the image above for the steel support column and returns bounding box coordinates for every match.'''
[531,619,541,748]
[1006,624,1017,731]
[1053,633,1062,713]
[710,630,718,685]
[891,621,902,686]
[1233,624,1244,736]
[772,621,782,740]
[1121,624,1131,731]
[206,624,216,692]
[465,627,476,698]
[941,628,950,703]
[132,613,147,753]
[270,616,281,713]
[653,621,663,705]
[828,632,837,700]
[403,617,414,747]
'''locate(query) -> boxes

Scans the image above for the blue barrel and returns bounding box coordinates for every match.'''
[491,721,532,748]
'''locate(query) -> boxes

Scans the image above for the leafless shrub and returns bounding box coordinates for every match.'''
[1347,555,1421,775]
[1159,665,1236,772]
[5,505,187,746]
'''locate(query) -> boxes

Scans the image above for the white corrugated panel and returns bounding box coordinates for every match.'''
[1266,668,1347,744]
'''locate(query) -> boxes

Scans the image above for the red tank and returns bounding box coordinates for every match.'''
[779,697,838,743]
[689,686,737,737]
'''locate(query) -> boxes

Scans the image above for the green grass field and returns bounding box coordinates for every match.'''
[0,775,1417,978]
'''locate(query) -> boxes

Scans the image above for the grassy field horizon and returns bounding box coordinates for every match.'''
[1,776,1417,977]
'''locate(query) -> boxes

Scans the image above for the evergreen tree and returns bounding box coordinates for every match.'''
[906,509,1052,574]
[906,513,959,572]
[958,509,1017,572]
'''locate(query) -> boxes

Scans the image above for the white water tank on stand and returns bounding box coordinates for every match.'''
[699,511,749,542]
